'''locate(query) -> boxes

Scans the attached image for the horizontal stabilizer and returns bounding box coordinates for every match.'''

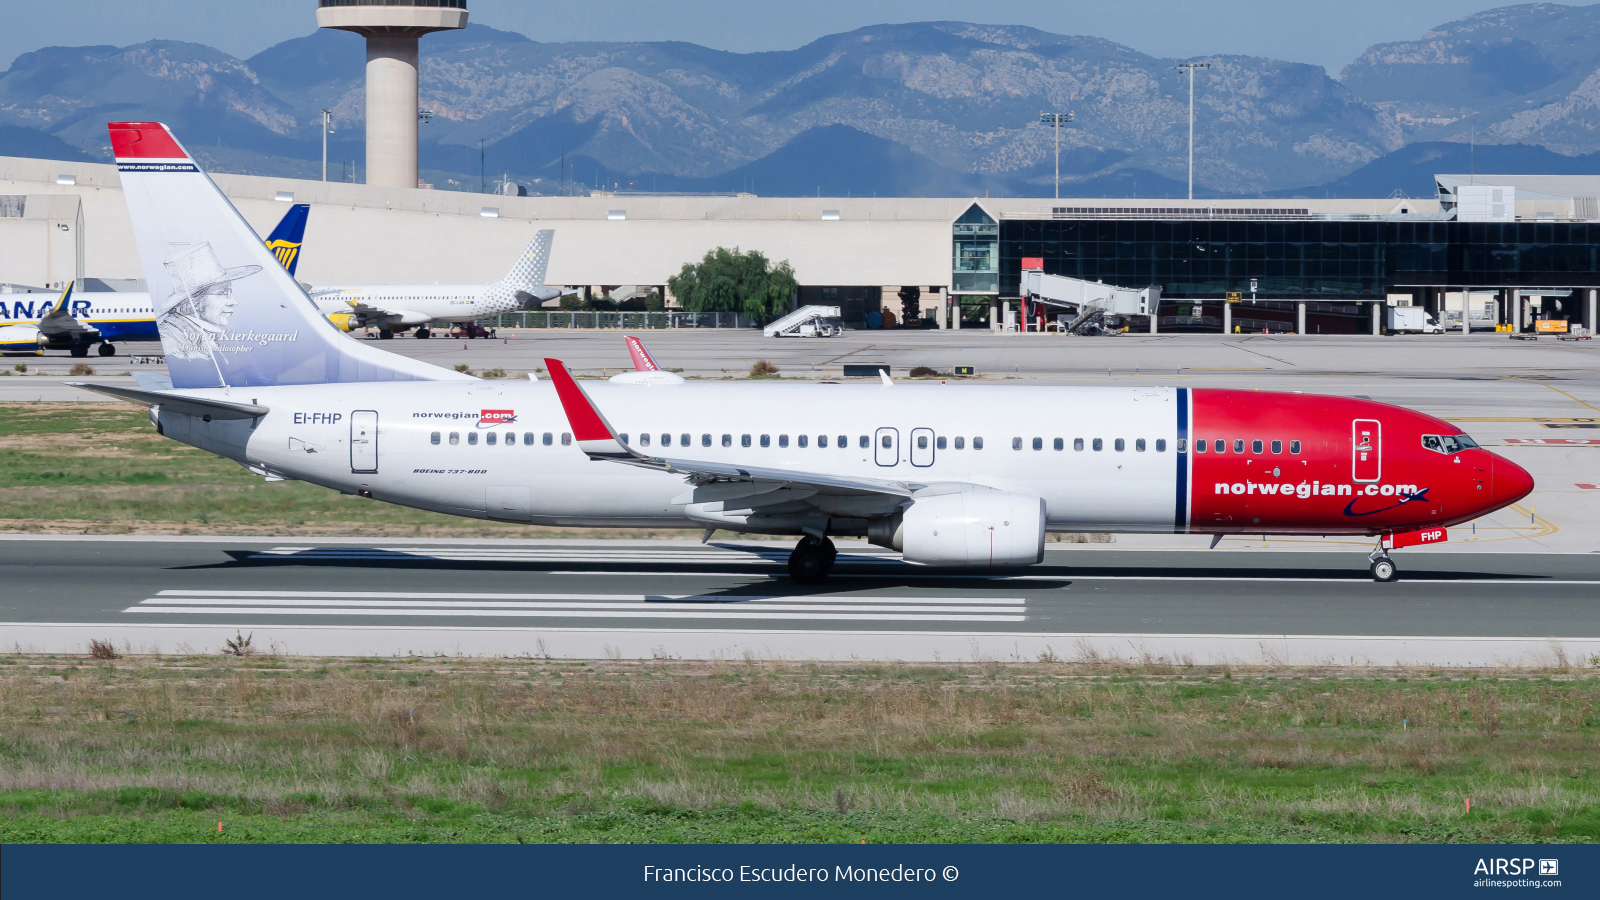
[67,382,268,420]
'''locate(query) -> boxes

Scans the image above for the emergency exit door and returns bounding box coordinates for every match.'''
[1352,419,1380,483]
[874,427,899,467]
[351,410,378,473]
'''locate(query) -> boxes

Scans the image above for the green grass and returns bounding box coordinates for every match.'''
[0,657,1596,843]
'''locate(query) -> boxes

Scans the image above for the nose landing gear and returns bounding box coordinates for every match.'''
[1368,544,1398,582]
[788,535,837,585]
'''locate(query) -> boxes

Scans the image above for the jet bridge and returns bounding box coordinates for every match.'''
[1020,270,1160,334]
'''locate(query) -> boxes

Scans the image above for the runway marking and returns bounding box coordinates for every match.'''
[126,591,1026,623]
[246,546,898,566]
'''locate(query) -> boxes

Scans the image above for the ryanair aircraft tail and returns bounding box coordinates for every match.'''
[109,122,466,390]
[497,230,554,292]
[263,203,310,277]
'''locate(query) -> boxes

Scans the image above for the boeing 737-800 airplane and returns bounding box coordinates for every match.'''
[306,231,560,339]
[81,122,1534,585]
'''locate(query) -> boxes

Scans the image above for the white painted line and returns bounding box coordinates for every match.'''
[124,607,1026,622]
[155,590,1023,605]
[138,598,1018,613]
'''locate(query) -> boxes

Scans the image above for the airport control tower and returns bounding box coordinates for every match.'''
[316,0,467,189]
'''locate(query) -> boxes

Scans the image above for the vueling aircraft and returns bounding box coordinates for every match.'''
[80,121,1534,584]
[305,230,561,340]
[0,203,309,357]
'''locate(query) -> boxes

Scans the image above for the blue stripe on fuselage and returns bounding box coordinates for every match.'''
[1175,387,1189,533]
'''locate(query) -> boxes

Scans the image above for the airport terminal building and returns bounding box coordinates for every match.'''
[1,154,1596,335]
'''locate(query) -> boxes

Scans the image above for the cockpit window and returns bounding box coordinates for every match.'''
[1422,433,1479,454]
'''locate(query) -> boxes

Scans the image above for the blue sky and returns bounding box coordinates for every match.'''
[2,0,1545,74]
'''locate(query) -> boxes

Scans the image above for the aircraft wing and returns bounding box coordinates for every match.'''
[543,357,916,499]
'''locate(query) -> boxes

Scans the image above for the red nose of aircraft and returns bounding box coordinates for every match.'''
[1491,452,1535,507]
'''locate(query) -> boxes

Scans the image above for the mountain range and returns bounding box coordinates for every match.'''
[1,4,1598,198]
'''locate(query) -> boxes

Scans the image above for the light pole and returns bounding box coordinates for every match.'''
[1172,62,1210,200]
[479,137,487,193]
[320,109,334,182]
[1038,110,1073,200]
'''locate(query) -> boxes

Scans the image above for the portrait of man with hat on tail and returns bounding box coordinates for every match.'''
[159,242,261,361]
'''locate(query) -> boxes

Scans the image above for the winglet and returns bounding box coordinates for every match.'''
[624,335,660,372]
[54,281,73,314]
[542,358,643,460]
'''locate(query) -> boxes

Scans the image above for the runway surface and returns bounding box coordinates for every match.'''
[3,537,1597,666]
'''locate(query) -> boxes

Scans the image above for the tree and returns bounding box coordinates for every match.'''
[668,247,797,322]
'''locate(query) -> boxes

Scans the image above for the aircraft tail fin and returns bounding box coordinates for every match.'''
[109,122,466,389]
[263,203,310,277]
[624,335,660,372]
[497,230,554,291]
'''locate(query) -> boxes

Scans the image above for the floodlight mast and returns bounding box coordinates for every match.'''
[320,109,334,182]
[1038,111,1074,200]
[1173,62,1210,200]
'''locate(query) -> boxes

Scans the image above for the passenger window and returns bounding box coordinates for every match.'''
[1195,440,1206,453]
[486,432,497,445]
[1136,438,1146,452]
[917,435,927,449]
[819,435,828,448]
[562,433,572,446]
[722,434,732,447]
[449,432,460,445]
[954,436,964,449]
[973,437,984,450]
[840,435,848,448]
[543,432,553,446]
[681,434,690,447]
[1251,439,1263,454]
[1290,440,1301,454]
[798,435,808,448]
[703,434,712,447]
[778,434,788,448]
[524,432,534,445]
[1233,439,1244,454]
[430,431,440,445]
[1012,437,1022,451]
[1032,437,1042,451]
[859,435,869,449]
[1114,438,1125,452]
[638,433,650,447]
[1271,440,1282,453]
[936,436,946,450]
[1053,438,1063,451]
[1160,439,1170,452]
[741,434,751,448]
[619,433,630,444]
[761,434,771,448]
[1093,438,1103,451]
[1074,438,1084,451]
[661,433,672,447]
[881,434,892,449]
[468,432,478,445]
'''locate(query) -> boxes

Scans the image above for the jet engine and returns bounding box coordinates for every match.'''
[870,490,1046,567]
[326,313,357,333]
[0,323,44,352]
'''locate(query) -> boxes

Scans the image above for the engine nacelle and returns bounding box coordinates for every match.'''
[896,490,1046,567]
[325,313,357,333]
[0,323,43,352]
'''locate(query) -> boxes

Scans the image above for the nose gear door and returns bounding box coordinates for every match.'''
[1352,418,1380,483]
[874,427,899,467]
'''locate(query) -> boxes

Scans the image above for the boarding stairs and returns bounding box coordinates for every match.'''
[763,305,843,337]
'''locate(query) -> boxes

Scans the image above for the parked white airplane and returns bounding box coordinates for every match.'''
[306,231,559,340]
[82,122,1533,586]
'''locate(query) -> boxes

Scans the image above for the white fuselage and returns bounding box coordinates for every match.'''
[160,380,1184,532]
[308,285,522,326]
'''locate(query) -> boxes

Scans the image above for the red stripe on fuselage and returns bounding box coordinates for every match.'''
[1188,389,1531,535]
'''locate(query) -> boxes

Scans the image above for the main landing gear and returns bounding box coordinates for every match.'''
[414,328,431,339]
[98,342,116,357]
[1368,544,1398,583]
[788,535,837,585]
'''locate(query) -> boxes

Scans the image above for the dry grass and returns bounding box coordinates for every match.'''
[0,656,1595,842]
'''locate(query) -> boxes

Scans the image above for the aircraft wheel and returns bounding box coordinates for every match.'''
[69,344,89,358]
[378,329,394,340]
[98,343,116,357]
[1370,558,1398,583]
[788,536,833,585]
[415,329,431,339]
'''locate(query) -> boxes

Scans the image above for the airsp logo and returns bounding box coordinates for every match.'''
[1473,858,1550,876]
[1540,859,1559,876]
